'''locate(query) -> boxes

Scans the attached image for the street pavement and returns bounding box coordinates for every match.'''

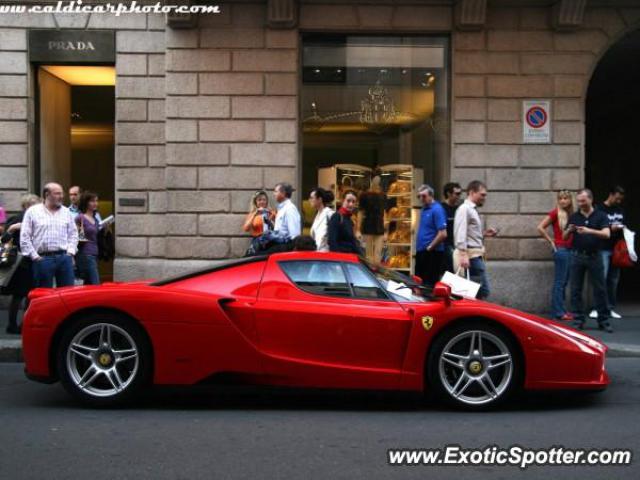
[0,358,639,480]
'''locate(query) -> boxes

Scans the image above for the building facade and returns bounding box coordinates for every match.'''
[1,0,639,311]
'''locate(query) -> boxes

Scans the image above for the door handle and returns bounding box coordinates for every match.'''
[219,297,237,306]
[219,297,254,308]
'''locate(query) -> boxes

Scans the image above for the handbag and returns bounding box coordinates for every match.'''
[441,268,481,299]
[0,238,18,268]
[0,252,22,289]
[612,238,634,268]
[97,227,115,261]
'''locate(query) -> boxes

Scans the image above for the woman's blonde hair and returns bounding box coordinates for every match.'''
[249,190,269,212]
[21,193,41,210]
[556,190,574,230]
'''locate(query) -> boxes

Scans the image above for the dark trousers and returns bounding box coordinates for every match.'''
[32,253,75,288]
[551,247,571,318]
[415,250,445,287]
[76,254,100,285]
[444,244,455,273]
[601,250,621,311]
[8,296,28,330]
[570,251,609,325]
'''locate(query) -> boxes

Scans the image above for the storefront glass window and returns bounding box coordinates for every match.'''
[301,35,450,273]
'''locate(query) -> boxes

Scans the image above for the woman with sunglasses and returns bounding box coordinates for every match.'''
[243,190,275,238]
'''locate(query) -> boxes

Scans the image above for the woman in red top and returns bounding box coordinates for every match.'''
[537,190,575,320]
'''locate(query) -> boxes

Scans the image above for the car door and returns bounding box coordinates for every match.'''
[254,258,412,373]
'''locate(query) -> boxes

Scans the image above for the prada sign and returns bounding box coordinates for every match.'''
[29,30,115,63]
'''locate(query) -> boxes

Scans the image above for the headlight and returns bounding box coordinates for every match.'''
[551,324,606,351]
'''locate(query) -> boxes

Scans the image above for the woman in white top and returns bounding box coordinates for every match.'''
[309,187,335,252]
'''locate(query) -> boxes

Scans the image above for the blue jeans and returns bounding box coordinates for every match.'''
[551,247,571,318]
[76,254,100,285]
[601,250,621,312]
[32,253,75,288]
[469,256,490,300]
[570,252,609,325]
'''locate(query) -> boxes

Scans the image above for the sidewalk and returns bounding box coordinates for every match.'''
[2,304,640,363]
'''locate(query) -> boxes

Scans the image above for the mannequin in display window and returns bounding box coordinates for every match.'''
[358,176,386,264]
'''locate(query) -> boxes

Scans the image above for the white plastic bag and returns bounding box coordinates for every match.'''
[623,227,637,262]
[441,268,481,299]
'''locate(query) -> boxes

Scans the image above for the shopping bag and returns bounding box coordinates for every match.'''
[440,268,481,299]
[612,239,633,268]
[624,227,637,262]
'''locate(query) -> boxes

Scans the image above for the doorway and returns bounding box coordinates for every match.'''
[585,29,640,301]
[37,65,115,281]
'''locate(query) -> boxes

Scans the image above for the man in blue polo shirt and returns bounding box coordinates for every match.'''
[415,184,448,287]
[564,188,612,332]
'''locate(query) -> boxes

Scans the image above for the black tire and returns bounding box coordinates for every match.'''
[56,312,152,407]
[427,321,522,411]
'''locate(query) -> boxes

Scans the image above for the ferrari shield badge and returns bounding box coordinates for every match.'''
[421,315,434,331]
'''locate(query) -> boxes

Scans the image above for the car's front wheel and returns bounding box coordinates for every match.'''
[56,313,152,407]
[428,323,522,410]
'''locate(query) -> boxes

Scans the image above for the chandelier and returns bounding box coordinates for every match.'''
[359,81,397,125]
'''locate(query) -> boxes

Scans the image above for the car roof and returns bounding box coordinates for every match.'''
[150,251,361,286]
[268,251,361,263]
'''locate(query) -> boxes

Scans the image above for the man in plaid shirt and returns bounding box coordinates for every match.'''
[20,183,78,288]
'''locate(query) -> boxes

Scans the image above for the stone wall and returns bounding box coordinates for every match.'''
[159,2,298,276]
[450,4,640,308]
[2,1,640,310]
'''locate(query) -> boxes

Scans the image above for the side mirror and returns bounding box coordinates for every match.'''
[432,282,451,306]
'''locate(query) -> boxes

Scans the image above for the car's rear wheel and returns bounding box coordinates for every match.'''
[56,313,152,407]
[427,322,522,410]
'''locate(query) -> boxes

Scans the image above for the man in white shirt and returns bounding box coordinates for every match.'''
[273,182,301,242]
[453,180,498,299]
[21,182,79,288]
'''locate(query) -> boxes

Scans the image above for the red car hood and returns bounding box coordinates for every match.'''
[450,297,608,353]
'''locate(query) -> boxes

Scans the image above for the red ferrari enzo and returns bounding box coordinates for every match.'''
[22,251,608,409]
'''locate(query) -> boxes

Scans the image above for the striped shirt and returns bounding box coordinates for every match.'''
[20,203,79,260]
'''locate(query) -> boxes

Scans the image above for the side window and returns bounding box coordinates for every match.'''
[280,261,351,297]
[344,263,388,300]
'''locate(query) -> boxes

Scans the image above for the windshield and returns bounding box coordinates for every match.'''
[361,259,429,303]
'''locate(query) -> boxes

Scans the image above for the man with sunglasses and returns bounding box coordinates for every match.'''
[415,184,448,287]
[442,182,462,273]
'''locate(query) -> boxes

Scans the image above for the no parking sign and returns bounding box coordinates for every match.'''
[523,100,551,144]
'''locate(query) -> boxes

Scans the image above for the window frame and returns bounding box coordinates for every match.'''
[342,261,392,301]
[277,259,394,302]
[278,260,354,299]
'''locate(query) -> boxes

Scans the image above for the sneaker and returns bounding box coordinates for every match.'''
[598,323,614,333]
[611,311,622,319]
[589,310,598,319]
[560,313,574,321]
